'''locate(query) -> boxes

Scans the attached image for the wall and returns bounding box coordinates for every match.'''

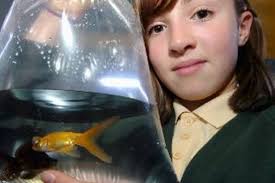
[250,0,275,58]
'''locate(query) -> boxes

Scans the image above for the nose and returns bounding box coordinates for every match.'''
[168,24,196,57]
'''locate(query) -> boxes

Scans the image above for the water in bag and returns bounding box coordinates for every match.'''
[0,0,177,182]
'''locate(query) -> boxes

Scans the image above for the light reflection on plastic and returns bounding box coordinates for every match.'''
[44,94,67,108]
[84,68,92,80]
[112,47,118,55]
[0,33,13,59]
[23,0,44,14]
[99,77,139,88]
[108,0,131,30]
[99,77,148,102]
[55,56,62,73]
[61,13,74,50]
[0,1,15,33]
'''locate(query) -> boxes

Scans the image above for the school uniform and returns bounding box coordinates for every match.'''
[163,91,275,183]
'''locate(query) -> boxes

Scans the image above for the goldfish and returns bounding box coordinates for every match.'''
[32,116,119,163]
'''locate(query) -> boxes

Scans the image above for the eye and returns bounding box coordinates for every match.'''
[32,137,40,145]
[192,9,213,21]
[147,24,167,36]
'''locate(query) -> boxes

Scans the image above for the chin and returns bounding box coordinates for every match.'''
[179,92,215,102]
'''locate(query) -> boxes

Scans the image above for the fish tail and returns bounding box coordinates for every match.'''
[83,116,120,138]
[76,116,119,163]
[77,138,112,163]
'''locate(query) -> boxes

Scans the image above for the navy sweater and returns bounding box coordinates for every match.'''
[163,105,275,183]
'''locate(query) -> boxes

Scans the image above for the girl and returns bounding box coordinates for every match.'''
[137,0,275,182]
[40,0,275,182]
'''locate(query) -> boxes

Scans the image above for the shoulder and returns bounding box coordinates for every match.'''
[256,105,275,121]
[248,105,275,126]
[233,105,275,129]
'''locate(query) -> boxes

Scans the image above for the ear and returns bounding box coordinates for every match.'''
[238,11,253,46]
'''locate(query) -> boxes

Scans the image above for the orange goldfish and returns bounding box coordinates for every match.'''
[32,116,119,163]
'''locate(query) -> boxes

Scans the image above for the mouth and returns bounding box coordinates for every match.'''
[172,59,206,75]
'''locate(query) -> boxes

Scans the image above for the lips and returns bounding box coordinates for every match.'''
[172,59,206,75]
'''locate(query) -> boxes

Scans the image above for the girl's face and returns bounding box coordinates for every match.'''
[145,0,252,107]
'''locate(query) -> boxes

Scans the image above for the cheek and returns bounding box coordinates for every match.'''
[147,38,164,56]
[199,23,239,64]
[147,45,157,65]
[147,44,169,86]
[147,40,166,69]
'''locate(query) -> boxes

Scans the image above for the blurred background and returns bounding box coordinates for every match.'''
[250,0,275,59]
[249,0,275,81]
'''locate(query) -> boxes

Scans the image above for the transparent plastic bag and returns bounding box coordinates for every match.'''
[0,0,177,183]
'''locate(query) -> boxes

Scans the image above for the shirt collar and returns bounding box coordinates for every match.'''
[173,90,237,129]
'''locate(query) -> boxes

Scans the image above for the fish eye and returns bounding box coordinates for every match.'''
[32,137,40,145]
[32,137,37,143]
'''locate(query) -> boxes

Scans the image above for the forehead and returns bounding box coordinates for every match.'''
[161,0,234,15]
[141,0,234,25]
[180,0,228,6]
[153,0,230,17]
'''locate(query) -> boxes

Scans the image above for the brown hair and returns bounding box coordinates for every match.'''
[134,0,176,123]
[230,0,274,112]
[134,0,274,123]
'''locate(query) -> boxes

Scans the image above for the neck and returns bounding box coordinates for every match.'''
[180,76,237,111]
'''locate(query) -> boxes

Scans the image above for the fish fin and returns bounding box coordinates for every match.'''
[63,150,80,158]
[83,116,120,138]
[57,146,80,158]
[75,116,119,163]
[77,139,112,163]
